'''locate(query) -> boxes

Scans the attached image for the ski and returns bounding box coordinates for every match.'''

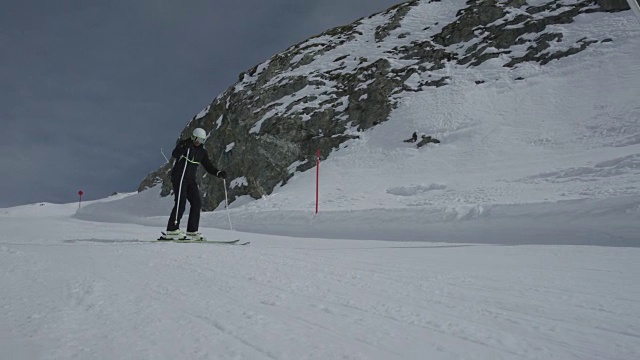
[156,237,248,245]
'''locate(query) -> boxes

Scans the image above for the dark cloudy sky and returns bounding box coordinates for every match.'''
[0,0,402,207]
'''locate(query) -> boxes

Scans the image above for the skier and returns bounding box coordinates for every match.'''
[164,128,226,240]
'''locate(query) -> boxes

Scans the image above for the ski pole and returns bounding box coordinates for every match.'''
[175,148,190,226]
[223,178,234,231]
[161,148,169,163]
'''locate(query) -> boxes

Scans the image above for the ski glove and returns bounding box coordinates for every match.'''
[216,170,227,179]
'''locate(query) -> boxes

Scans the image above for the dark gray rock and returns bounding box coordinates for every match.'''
[596,0,631,11]
[416,135,440,149]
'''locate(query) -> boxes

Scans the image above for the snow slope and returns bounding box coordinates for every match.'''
[2,2,640,360]
[1,198,639,359]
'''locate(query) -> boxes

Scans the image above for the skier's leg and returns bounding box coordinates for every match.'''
[167,180,188,231]
[186,182,201,233]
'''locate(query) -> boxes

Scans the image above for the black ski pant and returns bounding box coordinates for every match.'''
[166,178,201,232]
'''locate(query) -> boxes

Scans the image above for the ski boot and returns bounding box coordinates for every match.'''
[164,229,185,240]
[186,232,206,241]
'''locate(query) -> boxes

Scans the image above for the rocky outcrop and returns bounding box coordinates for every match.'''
[139,0,630,211]
[416,135,441,149]
[596,0,631,11]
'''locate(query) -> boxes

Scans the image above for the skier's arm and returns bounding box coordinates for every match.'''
[202,155,226,178]
[171,139,190,159]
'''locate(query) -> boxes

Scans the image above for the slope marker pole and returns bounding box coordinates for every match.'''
[316,149,320,214]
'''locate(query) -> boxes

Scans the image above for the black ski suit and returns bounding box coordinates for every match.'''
[166,139,223,232]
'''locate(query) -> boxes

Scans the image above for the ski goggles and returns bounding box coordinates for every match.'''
[192,135,206,143]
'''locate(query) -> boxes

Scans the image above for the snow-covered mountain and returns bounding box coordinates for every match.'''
[85,0,640,242]
[137,0,637,214]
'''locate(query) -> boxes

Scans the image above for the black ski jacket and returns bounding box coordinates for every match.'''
[170,139,220,183]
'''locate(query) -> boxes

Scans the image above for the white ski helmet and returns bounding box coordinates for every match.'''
[192,128,207,143]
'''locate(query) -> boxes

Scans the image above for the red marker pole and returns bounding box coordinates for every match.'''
[316,149,320,214]
[78,190,84,208]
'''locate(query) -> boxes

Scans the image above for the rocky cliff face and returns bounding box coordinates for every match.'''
[139,0,630,211]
